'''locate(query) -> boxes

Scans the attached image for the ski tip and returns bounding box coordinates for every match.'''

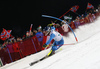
[29,61,38,66]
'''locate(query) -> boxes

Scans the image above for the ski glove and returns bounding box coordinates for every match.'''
[43,44,48,48]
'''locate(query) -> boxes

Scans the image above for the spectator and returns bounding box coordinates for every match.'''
[6,40,14,61]
[12,39,21,61]
[95,9,99,18]
[0,40,8,49]
[84,11,88,17]
[61,20,67,25]
[55,23,61,30]
[93,9,96,14]
[33,30,37,36]
[30,31,33,37]
[22,35,26,40]
[92,14,96,20]
[74,16,80,28]
[84,15,90,23]
[98,4,100,12]
[36,26,44,49]
[80,14,84,19]
[69,20,76,30]
[88,13,93,23]
[80,14,85,25]
[61,21,69,36]
[17,37,22,42]
[42,29,46,36]
[26,31,30,39]
[67,14,72,23]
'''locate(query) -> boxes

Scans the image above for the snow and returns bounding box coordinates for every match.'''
[1,17,100,69]
[27,17,100,69]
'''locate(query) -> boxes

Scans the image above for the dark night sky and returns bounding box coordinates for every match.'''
[0,0,100,43]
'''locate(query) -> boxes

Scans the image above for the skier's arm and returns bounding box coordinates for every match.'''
[45,33,55,45]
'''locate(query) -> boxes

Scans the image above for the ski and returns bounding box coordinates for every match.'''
[29,47,63,66]
[29,56,47,66]
[29,52,56,66]
[29,60,39,66]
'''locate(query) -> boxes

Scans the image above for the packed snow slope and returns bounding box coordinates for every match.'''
[27,17,100,69]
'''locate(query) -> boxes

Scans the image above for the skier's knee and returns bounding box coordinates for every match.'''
[52,46,61,51]
[52,46,58,51]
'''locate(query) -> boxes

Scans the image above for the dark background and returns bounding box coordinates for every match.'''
[0,0,100,43]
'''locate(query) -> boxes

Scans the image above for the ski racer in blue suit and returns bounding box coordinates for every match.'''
[43,26,64,56]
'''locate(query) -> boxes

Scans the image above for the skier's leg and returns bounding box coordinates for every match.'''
[48,38,64,56]
[52,38,64,51]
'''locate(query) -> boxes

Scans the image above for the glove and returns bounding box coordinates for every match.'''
[43,44,48,48]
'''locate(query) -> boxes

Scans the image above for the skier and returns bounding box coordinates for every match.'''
[43,26,64,56]
[30,26,64,66]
